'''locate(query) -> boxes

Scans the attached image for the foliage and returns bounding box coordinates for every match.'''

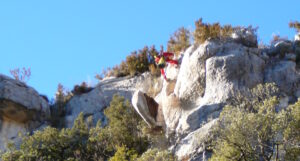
[194,18,235,44]
[1,95,150,161]
[9,67,31,83]
[72,82,94,95]
[88,95,149,158]
[280,100,300,161]
[289,21,300,32]
[109,145,138,161]
[167,27,191,56]
[50,83,73,128]
[210,83,300,161]
[136,148,176,161]
[99,45,162,78]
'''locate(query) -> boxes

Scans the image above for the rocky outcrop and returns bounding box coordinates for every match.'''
[231,27,258,47]
[132,31,300,160]
[0,74,50,151]
[65,73,150,128]
[265,61,300,95]
[175,119,217,161]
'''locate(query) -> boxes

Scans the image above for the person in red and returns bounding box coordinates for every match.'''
[154,47,178,80]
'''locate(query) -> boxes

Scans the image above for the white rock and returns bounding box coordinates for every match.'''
[65,73,150,128]
[295,33,300,41]
[175,119,217,161]
[0,74,50,151]
[0,74,50,115]
[131,90,164,127]
[174,41,221,104]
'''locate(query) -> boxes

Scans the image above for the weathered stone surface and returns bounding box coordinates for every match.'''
[175,119,217,161]
[174,41,221,104]
[231,27,258,47]
[265,61,300,95]
[0,74,50,151]
[131,90,164,127]
[0,74,50,115]
[203,43,265,104]
[65,73,150,128]
[269,39,293,56]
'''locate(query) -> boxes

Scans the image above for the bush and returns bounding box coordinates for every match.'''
[50,83,73,128]
[136,148,176,161]
[72,82,94,95]
[167,27,191,56]
[102,46,161,78]
[210,83,300,161]
[1,95,151,160]
[194,18,235,44]
[289,21,300,32]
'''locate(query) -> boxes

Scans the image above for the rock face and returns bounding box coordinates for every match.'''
[0,74,50,151]
[65,73,150,128]
[231,27,258,47]
[265,61,300,95]
[175,119,217,161]
[132,32,300,160]
[131,90,164,127]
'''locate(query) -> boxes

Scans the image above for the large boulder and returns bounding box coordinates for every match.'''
[174,41,221,104]
[65,73,150,128]
[131,90,164,128]
[0,74,50,151]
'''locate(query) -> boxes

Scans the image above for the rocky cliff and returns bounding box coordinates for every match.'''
[132,29,300,160]
[0,74,50,151]
[0,29,299,160]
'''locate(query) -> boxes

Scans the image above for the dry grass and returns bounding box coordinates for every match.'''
[166,80,177,96]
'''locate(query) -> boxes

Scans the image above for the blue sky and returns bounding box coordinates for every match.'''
[0,0,299,99]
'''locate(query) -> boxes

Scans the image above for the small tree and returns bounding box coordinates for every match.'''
[167,27,191,56]
[289,21,300,32]
[9,67,31,83]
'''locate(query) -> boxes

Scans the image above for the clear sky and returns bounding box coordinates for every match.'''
[0,0,299,99]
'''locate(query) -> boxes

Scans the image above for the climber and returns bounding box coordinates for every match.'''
[154,47,178,80]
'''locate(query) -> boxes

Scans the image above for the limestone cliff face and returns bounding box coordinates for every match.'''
[0,29,299,160]
[0,74,50,151]
[65,73,151,128]
[132,29,300,160]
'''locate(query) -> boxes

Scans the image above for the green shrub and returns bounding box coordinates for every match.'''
[50,83,73,128]
[109,145,138,161]
[1,95,151,161]
[102,46,161,78]
[167,27,191,56]
[136,148,176,161]
[72,82,94,95]
[210,83,300,161]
